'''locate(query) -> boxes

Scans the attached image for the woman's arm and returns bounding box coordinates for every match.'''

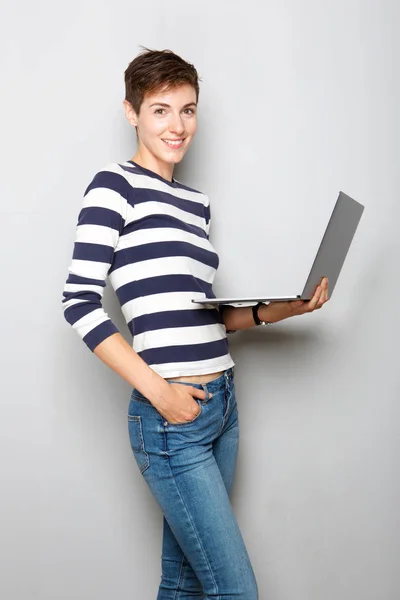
[94,333,208,424]
[93,332,171,405]
[62,169,171,404]
[219,305,262,332]
[220,278,329,331]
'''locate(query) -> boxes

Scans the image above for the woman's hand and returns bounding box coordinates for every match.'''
[155,384,211,424]
[259,277,329,323]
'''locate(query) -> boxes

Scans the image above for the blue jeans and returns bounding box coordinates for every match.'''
[127,367,258,599]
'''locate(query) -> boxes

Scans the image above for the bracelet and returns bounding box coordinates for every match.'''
[252,302,273,327]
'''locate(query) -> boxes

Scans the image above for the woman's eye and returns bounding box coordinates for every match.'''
[154,108,195,115]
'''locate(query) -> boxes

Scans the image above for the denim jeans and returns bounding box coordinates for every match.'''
[127,367,258,600]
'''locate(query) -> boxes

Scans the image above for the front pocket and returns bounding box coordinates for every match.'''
[127,415,150,473]
[170,399,203,426]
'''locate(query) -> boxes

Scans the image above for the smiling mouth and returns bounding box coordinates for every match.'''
[162,138,186,148]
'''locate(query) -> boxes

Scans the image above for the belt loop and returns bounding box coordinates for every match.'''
[201,383,210,403]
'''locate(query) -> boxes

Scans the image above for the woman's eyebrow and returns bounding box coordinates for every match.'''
[149,102,197,108]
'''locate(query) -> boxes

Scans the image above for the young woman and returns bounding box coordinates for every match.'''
[62,48,329,600]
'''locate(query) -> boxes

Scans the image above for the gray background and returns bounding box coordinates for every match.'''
[1,1,399,598]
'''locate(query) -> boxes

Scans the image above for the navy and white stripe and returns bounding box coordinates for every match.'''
[62,160,235,378]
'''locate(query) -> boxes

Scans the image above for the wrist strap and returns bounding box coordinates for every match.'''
[252,302,263,326]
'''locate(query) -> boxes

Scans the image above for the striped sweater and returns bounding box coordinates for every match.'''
[62,159,235,378]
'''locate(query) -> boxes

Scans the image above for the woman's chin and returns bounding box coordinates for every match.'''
[162,152,186,165]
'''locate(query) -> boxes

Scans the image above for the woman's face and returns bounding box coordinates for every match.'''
[126,83,198,168]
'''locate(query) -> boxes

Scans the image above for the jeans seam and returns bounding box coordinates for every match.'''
[174,557,188,600]
[218,378,230,436]
[164,456,220,599]
[128,416,150,474]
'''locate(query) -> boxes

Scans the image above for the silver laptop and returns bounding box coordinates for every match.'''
[192,191,364,306]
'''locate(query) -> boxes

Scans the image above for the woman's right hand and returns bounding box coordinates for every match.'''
[155,384,212,424]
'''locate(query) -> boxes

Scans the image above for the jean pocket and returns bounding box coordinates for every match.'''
[168,399,203,426]
[127,415,150,474]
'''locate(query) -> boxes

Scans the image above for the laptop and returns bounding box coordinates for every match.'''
[192,191,364,306]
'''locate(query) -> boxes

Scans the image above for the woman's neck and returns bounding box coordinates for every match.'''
[131,150,174,182]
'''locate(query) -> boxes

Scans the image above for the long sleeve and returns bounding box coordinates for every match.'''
[61,170,128,351]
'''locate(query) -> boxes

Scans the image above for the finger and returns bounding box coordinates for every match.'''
[313,281,325,301]
[317,277,327,296]
[323,283,329,302]
[191,386,212,400]
[316,288,326,308]
[313,285,325,309]
[324,278,329,298]
[319,278,328,308]
[318,286,326,306]
[308,285,322,310]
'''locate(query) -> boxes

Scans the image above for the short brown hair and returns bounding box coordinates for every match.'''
[124,47,201,115]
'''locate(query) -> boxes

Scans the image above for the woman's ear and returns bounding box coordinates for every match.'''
[123,99,138,127]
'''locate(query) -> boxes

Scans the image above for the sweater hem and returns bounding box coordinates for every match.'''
[150,356,235,379]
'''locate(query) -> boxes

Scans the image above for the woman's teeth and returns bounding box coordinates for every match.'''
[162,139,184,148]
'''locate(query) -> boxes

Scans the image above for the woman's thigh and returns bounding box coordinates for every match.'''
[127,372,257,598]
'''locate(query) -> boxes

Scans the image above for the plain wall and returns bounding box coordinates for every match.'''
[1,1,399,598]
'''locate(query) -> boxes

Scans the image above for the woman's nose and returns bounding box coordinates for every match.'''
[169,114,185,134]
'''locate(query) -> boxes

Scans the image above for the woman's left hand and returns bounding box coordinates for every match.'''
[259,277,329,323]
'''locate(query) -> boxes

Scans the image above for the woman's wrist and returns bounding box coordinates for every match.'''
[258,303,278,324]
[142,369,172,408]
